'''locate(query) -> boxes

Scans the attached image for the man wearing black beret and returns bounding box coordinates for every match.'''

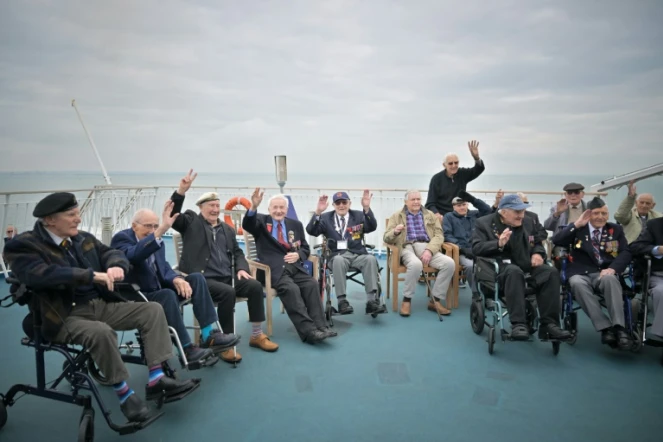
[552,197,633,350]
[3,192,198,422]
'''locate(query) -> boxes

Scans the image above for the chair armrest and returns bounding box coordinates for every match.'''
[248,259,276,294]
[443,242,459,257]
[308,255,319,281]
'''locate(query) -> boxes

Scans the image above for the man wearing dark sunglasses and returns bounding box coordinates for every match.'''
[544,182,587,234]
[4,225,16,242]
[425,140,485,219]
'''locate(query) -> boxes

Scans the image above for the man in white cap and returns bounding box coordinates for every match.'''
[169,170,279,363]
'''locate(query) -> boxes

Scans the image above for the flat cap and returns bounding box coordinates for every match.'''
[587,197,606,210]
[33,192,78,218]
[451,197,465,205]
[196,192,220,206]
[563,182,585,192]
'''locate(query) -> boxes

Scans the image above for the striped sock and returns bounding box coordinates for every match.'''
[201,324,214,341]
[251,323,262,338]
[148,365,165,387]
[113,381,134,404]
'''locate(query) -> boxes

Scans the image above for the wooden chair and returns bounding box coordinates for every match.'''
[242,231,319,336]
[384,219,459,312]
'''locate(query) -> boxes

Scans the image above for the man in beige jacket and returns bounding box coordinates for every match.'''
[614,180,661,243]
[384,190,455,317]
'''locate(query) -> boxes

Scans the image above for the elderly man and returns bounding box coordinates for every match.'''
[630,217,663,340]
[544,182,587,234]
[442,191,493,298]
[552,197,632,349]
[111,202,240,364]
[242,188,334,344]
[306,190,385,316]
[614,180,661,243]
[472,194,571,341]
[169,170,279,362]
[4,225,16,243]
[384,189,455,317]
[3,193,197,422]
[425,140,485,219]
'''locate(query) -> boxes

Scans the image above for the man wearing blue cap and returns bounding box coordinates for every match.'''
[306,190,386,316]
[472,194,571,341]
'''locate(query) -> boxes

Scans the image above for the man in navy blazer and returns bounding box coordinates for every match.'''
[552,197,632,349]
[111,202,240,362]
[306,190,386,316]
[242,189,332,344]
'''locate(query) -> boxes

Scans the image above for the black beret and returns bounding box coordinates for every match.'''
[33,192,79,218]
[587,197,606,210]
[563,182,585,192]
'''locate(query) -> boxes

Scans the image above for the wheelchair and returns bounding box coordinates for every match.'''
[0,277,201,441]
[469,258,562,355]
[313,237,386,326]
[556,248,643,352]
[634,256,663,365]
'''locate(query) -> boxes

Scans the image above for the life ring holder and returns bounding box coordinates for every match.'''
[224,197,251,234]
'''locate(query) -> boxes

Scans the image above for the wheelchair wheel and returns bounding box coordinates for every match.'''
[62,360,88,384]
[630,327,643,353]
[470,300,485,335]
[487,327,495,355]
[78,408,94,442]
[0,399,7,430]
[86,359,113,386]
[563,313,578,345]
[552,341,560,356]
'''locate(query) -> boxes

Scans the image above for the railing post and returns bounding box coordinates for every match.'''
[101,217,113,245]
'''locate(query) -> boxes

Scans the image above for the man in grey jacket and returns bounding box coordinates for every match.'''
[544,182,587,234]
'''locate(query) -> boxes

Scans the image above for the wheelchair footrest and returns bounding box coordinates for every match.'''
[186,356,219,371]
[117,410,165,435]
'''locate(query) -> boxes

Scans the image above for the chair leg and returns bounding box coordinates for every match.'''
[266,294,273,337]
[392,272,399,313]
[193,316,200,345]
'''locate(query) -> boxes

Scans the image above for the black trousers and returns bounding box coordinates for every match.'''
[205,276,266,334]
[499,264,561,326]
[276,264,326,340]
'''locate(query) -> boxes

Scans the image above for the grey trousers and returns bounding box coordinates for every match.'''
[649,274,663,337]
[459,255,477,295]
[54,299,174,384]
[330,251,379,301]
[401,243,455,301]
[569,273,624,331]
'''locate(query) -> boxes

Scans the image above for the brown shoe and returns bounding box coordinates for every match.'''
[220,349,242,363]
[249,333,279,352]
[428,300,451,315]
[399,301,411,317]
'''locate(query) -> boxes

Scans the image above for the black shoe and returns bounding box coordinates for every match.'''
[145,376,195,401]
[304,329,328,344]
[200,330,241,352]
[510,324,529,341]
[318,327,338,338]
[337,299,354,315]
[601,328,617,346]
[616,329,633,350]
[184,345,213,363]
[120,394,151,422]
[366,299,387,315]
[539,323,572,341]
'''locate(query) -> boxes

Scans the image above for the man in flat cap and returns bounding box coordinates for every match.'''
[112,201,241,365]
[443,191,493,298]
[243,188,333,344]
[169,170,279,362]
[614,180,661,243]
[306,190,386,316]
[552,197,633,350]
[3,192,197,422]
[544,182,587,234]
[472,194,571,341]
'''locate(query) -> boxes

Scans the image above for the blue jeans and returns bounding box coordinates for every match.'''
[144,273,217,346]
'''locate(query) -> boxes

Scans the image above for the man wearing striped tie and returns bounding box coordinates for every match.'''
[552,197,633,350]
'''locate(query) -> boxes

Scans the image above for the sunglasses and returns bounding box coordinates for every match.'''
[138,223,160,229]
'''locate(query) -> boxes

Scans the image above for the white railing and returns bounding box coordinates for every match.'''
[1,185,607,276]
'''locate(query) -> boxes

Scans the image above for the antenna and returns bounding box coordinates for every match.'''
[71,99,112,185]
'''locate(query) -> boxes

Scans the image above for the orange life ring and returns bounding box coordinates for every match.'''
[224,196,251,234]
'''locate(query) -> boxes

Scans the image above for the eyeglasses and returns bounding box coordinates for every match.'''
[447,161,459,165]
[334,200,349,205]
[566,190,582,195]
[5,230,13,234]
[138,223,159,229]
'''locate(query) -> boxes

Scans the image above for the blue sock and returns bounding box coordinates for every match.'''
[183,342,191,348]
[113,381,134,404]
[148,365,165,387]
[201,324,214,341]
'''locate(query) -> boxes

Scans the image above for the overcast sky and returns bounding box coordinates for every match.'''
[1,0,661,175]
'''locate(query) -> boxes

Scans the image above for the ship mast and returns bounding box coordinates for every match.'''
[71,99,112,185]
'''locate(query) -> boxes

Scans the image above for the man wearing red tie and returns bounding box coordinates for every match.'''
[242,189,333,344]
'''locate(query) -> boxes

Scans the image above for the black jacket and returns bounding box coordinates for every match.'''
[425,160,485,215]
[306,208,377,256]
[630,217,663,273]
[3,222,129,340]
[170,191,250,276]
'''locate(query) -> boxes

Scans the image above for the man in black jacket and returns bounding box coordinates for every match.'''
[425,140,485,219]
[472,194,571,341]
[630,217,663,339]
[4,192,196,423]
[243,188,332,344]
[170,170,279,363]
[552,197,632,349]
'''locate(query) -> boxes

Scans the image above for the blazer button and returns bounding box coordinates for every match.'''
[72,302,76,307]
[201,270,205,274]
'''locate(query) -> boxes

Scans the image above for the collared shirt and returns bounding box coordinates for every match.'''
[567,205,583,223]
[405,210,430,243]
[46,229,98,302]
